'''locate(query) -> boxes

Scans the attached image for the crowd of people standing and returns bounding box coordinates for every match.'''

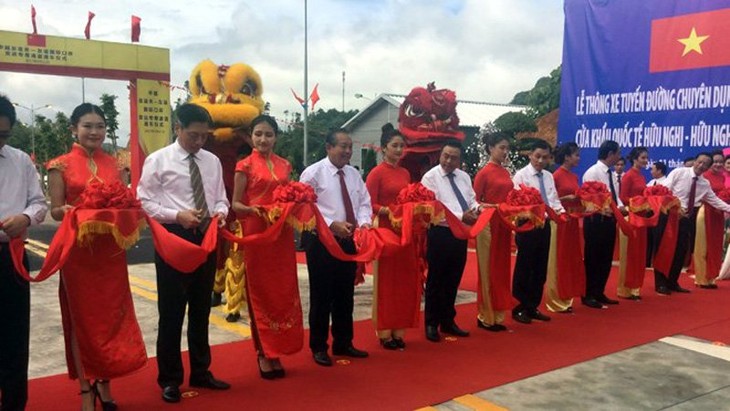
[2,93,730,410]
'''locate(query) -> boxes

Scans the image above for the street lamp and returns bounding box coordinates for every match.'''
[12,103,53,159]
[354,93,372,101]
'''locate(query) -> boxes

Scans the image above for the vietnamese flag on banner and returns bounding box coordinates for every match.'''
[649,7,730,73]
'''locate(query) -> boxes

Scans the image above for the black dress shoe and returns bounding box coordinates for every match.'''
[332,346,369,358]
[225,312,240,323]
[512,310,532,324]
[656,286,672,295]
[379,338,399,350]
[392,337,406,349]
[597,295,619,305]
[670,285,690,293]
[312,351,333,366]
[581,297,606,309]
[529,310,551,321]
[440,322,470,337]
[161,385,181,403]
[425,325,441,342]
[189,373,231,390]
[698,283,719,289]
[211,292,222,307]
[477,320,507,332]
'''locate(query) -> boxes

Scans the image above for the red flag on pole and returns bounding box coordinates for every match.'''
[31,5,38,35]
[131,15,141,42]
[84,11,95,40]
[309,83,320,110]
[291,88,306,107]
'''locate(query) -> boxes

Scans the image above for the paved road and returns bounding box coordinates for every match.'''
[26,220,156,270]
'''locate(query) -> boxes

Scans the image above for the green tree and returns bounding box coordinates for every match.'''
[361,148,377,179]
[100,94,120,153]
[276,108,359,175]
[510,65,562,119]
[493,111,537,136]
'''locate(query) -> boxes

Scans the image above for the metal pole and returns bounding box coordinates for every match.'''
[303,0,309,167]
[342,71,345,112]
[30,105,35,158]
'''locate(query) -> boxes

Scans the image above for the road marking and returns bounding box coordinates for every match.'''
[25,238,49,258]
[128,274,251,338]
[453,394,509,411]
[24,236,251,339]
[660,336,730,362]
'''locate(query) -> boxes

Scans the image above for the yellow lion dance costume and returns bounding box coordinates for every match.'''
[188,59,265,321]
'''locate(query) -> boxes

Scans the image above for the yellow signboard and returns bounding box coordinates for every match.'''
[137,79,172,155]
[0,30,168,79]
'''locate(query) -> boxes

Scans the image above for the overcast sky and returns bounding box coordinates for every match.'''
[0,0,564,146]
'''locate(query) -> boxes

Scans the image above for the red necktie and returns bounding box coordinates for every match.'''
[337,169,357,225]
[687,176,698,211]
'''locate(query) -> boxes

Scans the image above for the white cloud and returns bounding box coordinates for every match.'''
[0,0,564,146]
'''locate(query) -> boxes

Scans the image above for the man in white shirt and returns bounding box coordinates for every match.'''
[421,141,479,342]
[300,129,372,367]
[138,104,230,403]
[511,140,564,324]
[582,140,623,309]
[656,153,730,294]
[0,94,47,411]
[647,161,668,186]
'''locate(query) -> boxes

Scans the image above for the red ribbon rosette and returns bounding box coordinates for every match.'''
[78,180,141,209]
[395,183,436,204]
[497,184,547,231]
[576,181,612,213]
[272,181,318,204]
[388,183,441,232]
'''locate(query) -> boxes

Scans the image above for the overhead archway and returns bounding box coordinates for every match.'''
[0,29,171,188]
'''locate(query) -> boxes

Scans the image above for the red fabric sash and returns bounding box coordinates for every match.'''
[146,216,220,273]
[704,204,724,280]
[9,210,219,281]
[626,195,680,274]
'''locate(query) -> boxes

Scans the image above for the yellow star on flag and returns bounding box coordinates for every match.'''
[677,27,709,56]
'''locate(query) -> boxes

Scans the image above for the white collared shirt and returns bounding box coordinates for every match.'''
[647,176,667,186]
[421,164,477,223]
[137,141,229,223]
[299,157,372,227]
[0,144,47,242]
[512,163,564,213]
[662,167,730,212]
[582,160,624,207]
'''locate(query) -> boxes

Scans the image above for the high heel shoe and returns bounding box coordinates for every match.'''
[92,380,118,411]
[270,358,286,378]
[257,356,277,380]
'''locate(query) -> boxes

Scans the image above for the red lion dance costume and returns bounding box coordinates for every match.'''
[187,59,265,316]
[397,82,465,181]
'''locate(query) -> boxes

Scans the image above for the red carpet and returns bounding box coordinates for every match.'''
[28,264,730,410]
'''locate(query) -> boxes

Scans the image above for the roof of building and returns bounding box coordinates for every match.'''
[342,93,527,131]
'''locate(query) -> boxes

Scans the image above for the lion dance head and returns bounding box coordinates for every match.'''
[187,59,265,202]
[398,82,464,180]
[188,59,265,142]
